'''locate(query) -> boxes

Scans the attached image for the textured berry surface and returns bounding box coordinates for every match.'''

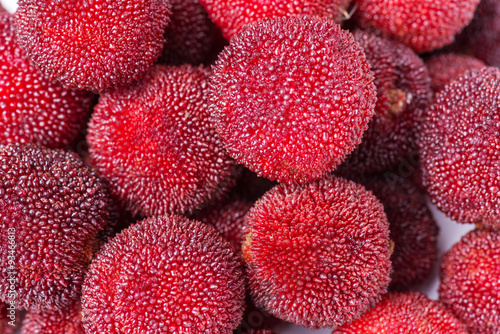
[14,0,171,92]
[210,16,376,184]
[82,215,245,334]
[0,143,110,311]
[353,173,438,291]
[22,302,85,334]
[440,229,500,334]
[161,0,213,65]
[334,291,468,333]
[458,0,500,67]
[425,53,486,92]
[340,31,432,174]
[236,293,283,334]
[355,0,480,53]
[199,0,351,40]
[88,65,235,217]
[0,13,95,148]
[243,176,391,328]
[1,303,15,334]
[419,67,500,228]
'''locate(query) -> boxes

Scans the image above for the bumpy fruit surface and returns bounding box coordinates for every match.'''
[82,215,246,334]
[243,176,391,328]
[440,229,500,334]
[88,65,235,217]
[210,16,376,184]
[419,67,500,228]
[22,302,85,334]
[14,0,171,92]
[0,143,111,311]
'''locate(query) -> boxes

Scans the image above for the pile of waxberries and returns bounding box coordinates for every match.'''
[0,0,499,333]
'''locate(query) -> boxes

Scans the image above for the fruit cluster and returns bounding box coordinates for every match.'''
[0,0,498,333]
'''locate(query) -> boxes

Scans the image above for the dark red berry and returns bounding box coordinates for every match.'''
[210,16,376,184]
[22,302,85,334]
[87,65,235,217]
[243,176,391,328]
[419,67,500,228]
[0,13,95,148]
[0,143,111,311]
[0,303,15,334]
[82,215,246,333]
[14,0,171,92]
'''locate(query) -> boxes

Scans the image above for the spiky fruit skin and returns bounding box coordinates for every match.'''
[0,13,95,148]
[353,173,438,291]
[210,16,376,184]
[14,0,171,92]
[199,0,351,40]
[440,229,500,334]
[419,67,500,228]
[236,293,283,334]
[161,0,213,65]
[1,303,15,334]
[87,65,235,217]
[334,291,468,333]
[339,31,432,174]
[0,143,110,311]
[458,0,500,67]
[355,0,480,53]
[194,198,252,254]
[81,215,245,334]
[425,53,486,92]
[22,302,85,334]
[243,176,392,329]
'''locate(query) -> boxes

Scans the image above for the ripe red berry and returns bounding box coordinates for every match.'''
[334,291,468,333]
[0,143,111,311]
[14,0,171,92]
[355,0,480,53]
[419,67,500,228]
[210,16,376,184]
[339,31,432,174]
[22,302,85,334]
[87,65,235,217]
[425,53,486,92]
[440,229,500,334]
[0,303,15,334]
[0,13,95,148]
[82,215,246,333]
[243,176,391,328]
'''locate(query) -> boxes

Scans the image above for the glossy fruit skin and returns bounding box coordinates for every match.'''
[0,13,95,148]
[243,176,391,329]
[199,0,351,40]
[14,0,171,92]
[339,31,432,174]
[210,16,376,184]
[22,302,85,334]
[425,53,485,92]
[334,291,468,333]
[0,143,111,311]
[82,215,246,334]
[355,0,480,53]
[88,65,235,217]
[419,67,500,228]
[440,229,500,334]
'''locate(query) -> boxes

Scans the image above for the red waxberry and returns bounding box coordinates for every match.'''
[352,173,438,291]
[334,291,468,333]
[82,215,245,333]
[355,0,480,53]
[199,0,352,40]
[14,0,171,92]
[419,67,500,228]
[0,13,95,148]
[22,302,84,334]
[0,143,111,311]
[87,65,235,217]
[425,53,486,92]
[236,294,283,334]
[458,0,500,67]
[440,229,500,334]
[243,176,392,328]
[1,303,15,334]
[161,0,213,65]
[339,31,432,174]
[210,16,376,184]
